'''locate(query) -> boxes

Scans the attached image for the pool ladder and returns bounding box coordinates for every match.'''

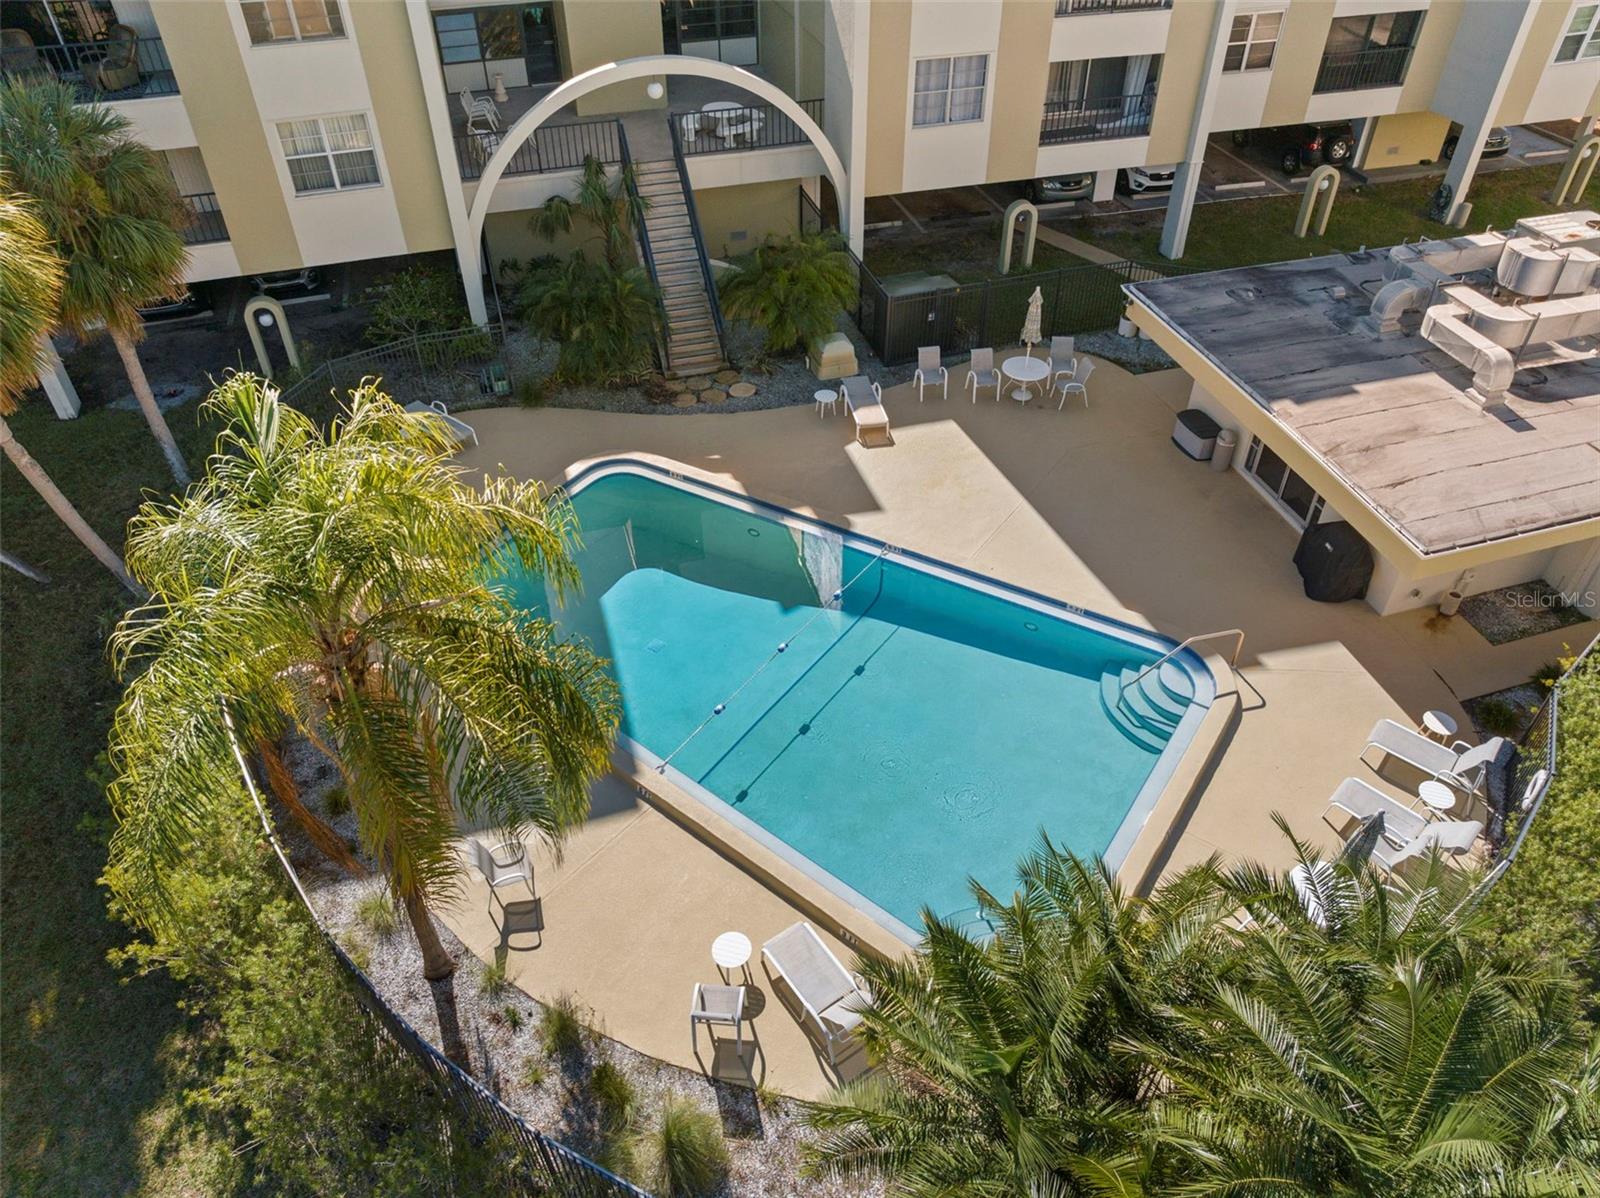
[1116,629,1244,702]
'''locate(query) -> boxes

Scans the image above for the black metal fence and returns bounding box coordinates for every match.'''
[278,325,515,413]
[455,118,622,181]
[1313,45,1414,93]
[1,35,178,101]
[1039,93,1155,145]
[1055,0,1172,15]
[180,192,228,245]
[673,98,824,155]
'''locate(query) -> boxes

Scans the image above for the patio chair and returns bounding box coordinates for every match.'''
[1370,817,1484,874]
[689,982,746,1054]
[1360,720,1505,795]
[458,87,500,134]
[88,24,141,94]
[914,346,947,402]
[1,29,53,79]
[839,375,890,447]
[762,922,871,1068]
[1321,775,1428,848]
[469,837,534,911]
[966,347,1000,402]
[677,112,703,144]
[1056,357,1095,409]
[1049,335,1076,387]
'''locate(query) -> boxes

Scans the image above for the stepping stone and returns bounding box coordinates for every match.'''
[714,369,740,385]
[672,393,698,407]
[700,389,727,404]
[684,375,712,391]
[728,382,757,398]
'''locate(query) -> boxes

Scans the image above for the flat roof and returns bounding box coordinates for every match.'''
[1127,252,1600,557]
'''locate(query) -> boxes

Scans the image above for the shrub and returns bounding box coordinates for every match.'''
[355,888,397,939]
[515,254,658,385]
[627,1096,729,1198]
[540,992,586,1058]
[1472,696,1524,737]
[322,783,350,818]
[479,957,509,999]
[502,1004,524,1032]
[590,1059,635,1134]
[524,1058,547,1088]
[364,265,469,344]
[718,234,855,354]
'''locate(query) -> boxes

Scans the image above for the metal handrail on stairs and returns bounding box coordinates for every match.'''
[616,125,670,372]
[1118,629,1245,700]
[667,116,728,351]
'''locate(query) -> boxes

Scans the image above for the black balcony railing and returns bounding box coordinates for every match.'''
[1313,44,1414,93]
[672,98,824,156]
[1039,93,1155,145]
[1055,0,1171,15]
[181,193,228,245]
[0,35,178,101]
[454,118,622,181]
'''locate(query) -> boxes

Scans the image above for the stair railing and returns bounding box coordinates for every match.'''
[1118,629,1245,700]
[667,115,728,352]
[616,125,670,371]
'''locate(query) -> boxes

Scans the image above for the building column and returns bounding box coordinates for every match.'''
[38,338,80,420]
[1159,0,1236,260]
[1437,115,1492,226]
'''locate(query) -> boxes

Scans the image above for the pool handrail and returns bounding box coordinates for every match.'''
[1118,629,1244,701]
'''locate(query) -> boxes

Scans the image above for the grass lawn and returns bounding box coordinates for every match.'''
[864,219,1086,283]
[1,400,241,1196]
[1060,163,1593,271]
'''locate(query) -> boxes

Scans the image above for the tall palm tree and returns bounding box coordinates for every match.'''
[104,375,619,980]
[0,78,191,487]
[1141,826,1600,1196]
[0,184,141,595]
[803,839,1241,1196]
[530,154,649,272]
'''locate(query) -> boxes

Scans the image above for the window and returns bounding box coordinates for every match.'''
[1243,436,1325,527]
[242,0,344,44]
[1556,3,1600,61]
[912,55,988,127]
[433,5,561,87]
[1224,10,1282,71]
[277,114,379,194]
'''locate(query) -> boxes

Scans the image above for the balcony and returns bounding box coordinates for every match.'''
[180,193,228,245]
[1055,0,1171,15]
[673,99,823,156]
[455,117,621,182]
[1039,93,1154,145]
[1313,44,1414,93]
[0,35,177,102]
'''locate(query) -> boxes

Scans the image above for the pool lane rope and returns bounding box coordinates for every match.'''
[655,543,895,774]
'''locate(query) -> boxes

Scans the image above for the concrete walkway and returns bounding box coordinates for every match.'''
[442,359,1592,1099]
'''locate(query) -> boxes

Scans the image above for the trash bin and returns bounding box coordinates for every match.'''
[1212,427,1238,472]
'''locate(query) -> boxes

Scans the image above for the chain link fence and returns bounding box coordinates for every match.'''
[278,324,520,413]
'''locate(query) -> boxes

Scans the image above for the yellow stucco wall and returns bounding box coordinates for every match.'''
[758,0,825,99]
[1497,0,1577,124]
[864,0,911,197]
[1260,0,1334,128]
[692,179,801,258]
[556,0,665,116]
[1396,0,1464,114]
[1361,111,1451,169]
[984,0,1055,184]
[1146,0,1218,166]
[149,0,300,273]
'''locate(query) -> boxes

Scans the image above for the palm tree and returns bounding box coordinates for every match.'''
[517,253,659,384]
[530,155,649,272]
[718,234,856,353]
[0,184,141,595]
[104,374,619,981]
[1141,826,1600,1196]
[803,839,1240,1196]
[0,78,192,487]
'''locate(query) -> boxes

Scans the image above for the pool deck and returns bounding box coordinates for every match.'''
[441,358,1594,1101]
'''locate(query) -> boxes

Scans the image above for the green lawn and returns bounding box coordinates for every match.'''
[1061,163,1593,272]
[865,219,1086,283]
[1,402,240,1196]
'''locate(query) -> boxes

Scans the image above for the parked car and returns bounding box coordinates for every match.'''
[1118,165,1176,193]
[1232,122,1356,175]
[1027,172,1095,204]
[250,267,324,298]
[136,285,207,322]
[1442,125,1511,160]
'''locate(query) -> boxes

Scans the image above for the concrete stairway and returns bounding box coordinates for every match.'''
[633,158,726,377]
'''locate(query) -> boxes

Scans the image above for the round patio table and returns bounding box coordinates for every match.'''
[711,931,752,983]
[1417,779,1457,816]
[1001,354,1050,404]
[1420,709,1458,742]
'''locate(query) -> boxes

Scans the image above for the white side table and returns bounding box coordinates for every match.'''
[814,387,839,418]
[711,931,752,983]
[1417,779,1457,817]
[1420,710,1457,742]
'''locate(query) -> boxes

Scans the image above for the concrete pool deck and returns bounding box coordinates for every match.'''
[441,357,1594,1100]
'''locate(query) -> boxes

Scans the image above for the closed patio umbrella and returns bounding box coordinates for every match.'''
[1021,285,1043,357]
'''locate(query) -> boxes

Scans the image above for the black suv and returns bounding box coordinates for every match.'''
[1231,122,1356,175]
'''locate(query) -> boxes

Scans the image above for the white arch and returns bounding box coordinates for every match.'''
[460,55,849,325]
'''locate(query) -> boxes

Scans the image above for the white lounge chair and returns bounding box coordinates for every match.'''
[762,922,870,1067]
[469,837,534,911]
[1049,335,1075,388]
[966,347,1000,402]
[405,399,479,448]
[1056,357,1094,409]
[689,982,745,1055]
[914,346,947,401]
[1322,775,1429,848]
[1361,720,1505,794]
[839,375,889,446]
[1371,818,1484,873]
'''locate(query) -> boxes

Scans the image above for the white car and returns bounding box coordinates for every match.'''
[1119,165,1176,193]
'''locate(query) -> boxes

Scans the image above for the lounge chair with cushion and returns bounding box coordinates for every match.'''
[966,347,1000,402]
[840,375,889,446]
[914,346,947,401]
[762,922,870,1067]
[1322,775,1428,847]
[1361,720,1505,794]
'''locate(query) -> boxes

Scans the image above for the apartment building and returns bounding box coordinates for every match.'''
[6,0,1598,391]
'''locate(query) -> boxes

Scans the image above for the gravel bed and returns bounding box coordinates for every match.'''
[280,738,882,1198]
[1074,329,1177,374]
[1462,682,1549,741]
[1458,580,1591,646]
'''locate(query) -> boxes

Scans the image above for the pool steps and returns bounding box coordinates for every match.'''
[1098,660,1196,751]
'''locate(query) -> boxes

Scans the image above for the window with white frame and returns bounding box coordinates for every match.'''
[276,114,380,194]
[241,0,345,45]
[1555,3,1600,61]
[912,55,989,127]
[1223,10,1282,71]
[1242,436,1325,527]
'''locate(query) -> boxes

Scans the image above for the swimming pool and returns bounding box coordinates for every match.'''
[495,461,1214,943]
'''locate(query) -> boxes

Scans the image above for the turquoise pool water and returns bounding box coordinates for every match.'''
[496,464,1210,940]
